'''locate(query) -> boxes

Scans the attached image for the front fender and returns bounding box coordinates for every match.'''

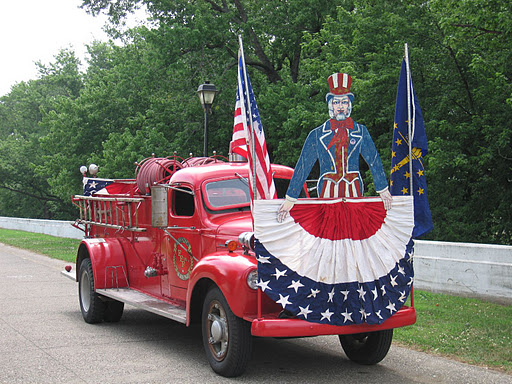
[187,252,257,322]
[76,238,129,289]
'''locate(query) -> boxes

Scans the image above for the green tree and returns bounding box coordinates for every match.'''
[297,0,512,243]
[1,0,510,244]
[72,0,509,243]
[0,49,83,219]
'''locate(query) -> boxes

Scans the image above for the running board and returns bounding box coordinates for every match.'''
[96,288,187,324]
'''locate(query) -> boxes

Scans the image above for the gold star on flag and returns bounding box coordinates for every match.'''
[401,187,408,194]
[394,122,398,129]
[417,188,424,195]
[417,169,424,177]
[404,171,410,179]
[395,138,402,146]
[392,151,396,158]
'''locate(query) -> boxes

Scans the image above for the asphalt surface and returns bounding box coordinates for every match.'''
[1,244,510,384]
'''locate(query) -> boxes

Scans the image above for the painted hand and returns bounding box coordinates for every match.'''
[277,196,297,223]
[378,188,393,210]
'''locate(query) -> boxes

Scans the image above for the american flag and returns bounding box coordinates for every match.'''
[232,43,276,200]
[83,178,132,196]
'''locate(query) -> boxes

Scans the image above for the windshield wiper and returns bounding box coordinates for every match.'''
[235,173,249,186]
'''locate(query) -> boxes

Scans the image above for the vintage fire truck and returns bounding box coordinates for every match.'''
[63,153,416,377]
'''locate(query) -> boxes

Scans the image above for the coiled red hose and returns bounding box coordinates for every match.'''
[135,155,227,194]
[135,157,183,194]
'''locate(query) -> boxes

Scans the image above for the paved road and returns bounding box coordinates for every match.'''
[1,244,510,384]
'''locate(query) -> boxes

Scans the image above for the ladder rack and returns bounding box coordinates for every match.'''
[73,195,146,234]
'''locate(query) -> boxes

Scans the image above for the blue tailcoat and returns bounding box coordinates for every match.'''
[286,120,388,198]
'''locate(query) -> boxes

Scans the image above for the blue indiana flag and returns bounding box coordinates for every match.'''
[390,59,433,238]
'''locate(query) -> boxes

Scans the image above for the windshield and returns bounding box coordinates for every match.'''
[204,178,251,210]
[203,176,303,211]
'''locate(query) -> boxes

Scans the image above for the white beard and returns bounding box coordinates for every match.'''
[336,112,347,121]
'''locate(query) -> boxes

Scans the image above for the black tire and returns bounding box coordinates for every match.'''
[339,329,393,365]
[78,258,106,324]
[201,287,252,377]
[104,300,124,322]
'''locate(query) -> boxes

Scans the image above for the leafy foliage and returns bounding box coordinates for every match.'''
[0,0,510,243]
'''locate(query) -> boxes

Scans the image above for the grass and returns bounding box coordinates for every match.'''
[0,228,510,374]
[0,228,79,262]
[395,290,512,374]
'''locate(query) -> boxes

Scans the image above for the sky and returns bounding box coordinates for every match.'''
[0,0,122,96]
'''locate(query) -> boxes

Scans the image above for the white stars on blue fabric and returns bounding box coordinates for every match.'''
[320,308,334,322]
[276,294,292,308]
[257,255,270,264]
[257,279,271,292]
[272,268,287,280]
[341,308,353,323]
[297,305,313,319]
[327,288,336,303]
[256,239,415,326]
[386,300,397,314]
[288,280,304,293]
[357,286,367,301]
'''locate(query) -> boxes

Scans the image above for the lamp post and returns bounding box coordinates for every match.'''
[197,81,218,157]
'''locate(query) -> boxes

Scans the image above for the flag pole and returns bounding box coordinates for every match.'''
[238,35,257,201]
[404,43,413,197]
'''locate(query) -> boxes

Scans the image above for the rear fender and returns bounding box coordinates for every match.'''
[187,252,257,325]
[76,238,129,289]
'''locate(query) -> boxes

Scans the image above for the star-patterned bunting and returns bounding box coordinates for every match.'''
[256,238,414,326]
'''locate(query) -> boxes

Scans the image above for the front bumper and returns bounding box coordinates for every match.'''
[250,306,416,337]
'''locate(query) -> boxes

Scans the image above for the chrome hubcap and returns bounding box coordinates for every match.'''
[80,269,91,311]
[206,301,228,361]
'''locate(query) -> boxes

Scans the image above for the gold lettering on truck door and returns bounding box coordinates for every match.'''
[173,237,193,280]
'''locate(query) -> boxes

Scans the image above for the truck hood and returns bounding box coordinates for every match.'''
[213,213,253,239]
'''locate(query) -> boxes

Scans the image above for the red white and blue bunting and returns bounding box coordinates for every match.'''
[254,196,414,325]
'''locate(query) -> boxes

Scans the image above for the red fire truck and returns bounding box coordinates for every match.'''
[63,154,416,377]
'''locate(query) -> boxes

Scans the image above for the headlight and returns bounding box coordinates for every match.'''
[238,232,255,251]
[246,269,258,290]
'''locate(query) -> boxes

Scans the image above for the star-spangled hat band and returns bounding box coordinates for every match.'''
[326,73,354,103]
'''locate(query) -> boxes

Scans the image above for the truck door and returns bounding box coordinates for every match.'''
[163,184,200,304]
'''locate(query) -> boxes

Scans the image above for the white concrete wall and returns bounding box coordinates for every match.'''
[0,217,510,303]
[414,240,512,304]
[0,216,83,239]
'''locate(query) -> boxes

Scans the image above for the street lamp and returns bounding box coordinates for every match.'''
[197,81,218,157]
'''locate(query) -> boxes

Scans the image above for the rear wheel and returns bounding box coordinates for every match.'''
[339,329,393,365]
[201,287,252,377]
[78,258,105,324]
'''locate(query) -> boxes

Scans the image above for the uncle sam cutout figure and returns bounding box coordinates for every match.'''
[278,73,392,221]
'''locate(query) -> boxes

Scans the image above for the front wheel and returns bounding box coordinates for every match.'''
[201,287,252,377]
[78,258,105,324]
[339,329,393,365]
